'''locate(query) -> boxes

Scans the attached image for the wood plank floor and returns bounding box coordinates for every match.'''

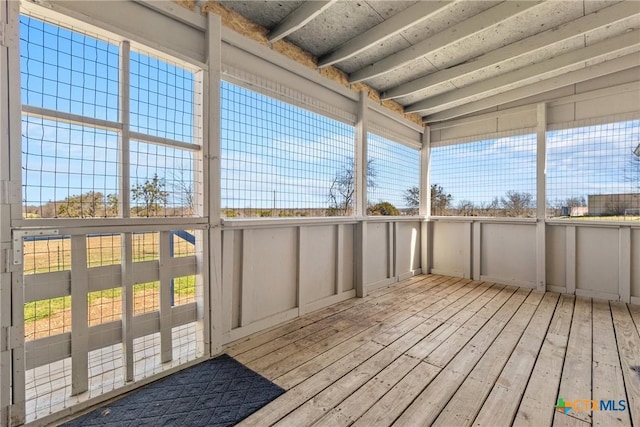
[225,275,640,427]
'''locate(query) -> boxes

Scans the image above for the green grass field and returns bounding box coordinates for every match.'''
[23,233,198,325]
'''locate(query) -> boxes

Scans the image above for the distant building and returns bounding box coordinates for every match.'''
[560,206,589,217]
[588,193,640,216]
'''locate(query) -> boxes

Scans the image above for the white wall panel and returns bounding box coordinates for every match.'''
[396,221,421,275]
[366,222,390,283]
[341,225,356,292]
[431,221,468,277]
[546,225,567,288]
[480,223,536,287]
[229,231,243,329]
[575,227,619,295]
[300,225,337,304]
[222,220,360,341]
[245,228,298,322]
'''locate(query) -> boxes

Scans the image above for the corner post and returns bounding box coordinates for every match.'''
[420,126,431,275]
[536,102,547,292]
[355,92,368,297]
[206,12,223,355]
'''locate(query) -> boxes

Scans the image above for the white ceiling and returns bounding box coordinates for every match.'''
[217,0,640,123]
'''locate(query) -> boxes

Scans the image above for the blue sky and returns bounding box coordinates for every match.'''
[21,15,196,210]
[21,15,421,213]
[19,14,640,215]
[431,120,640,209]
[220,81,419,211]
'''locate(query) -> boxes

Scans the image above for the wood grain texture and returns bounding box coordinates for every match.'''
[228,275,638,427]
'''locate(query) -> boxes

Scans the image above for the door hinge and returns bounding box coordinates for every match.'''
[0,17,19,50]
[0,326,8,352]
[1,325,23,351]
[1,245,10,273]
[0,181,20,205]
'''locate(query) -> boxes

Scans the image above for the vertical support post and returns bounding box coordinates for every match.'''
[296,226,304,312]
[240,230,253,327]
[463,222,472,279]
[355,91,368,217]
[70,236,89,395]
[335,224,344,295]
[536,102,547,292]
[220,230,234,336]
[193,69,208,356]
[355,92,368,297]
[121,232,134,382]
[158,231,173,363]
[119,41,131,219]
[389,222,395,280]
[206,12,222,356]
[566,226,576,294]
[10,271,24,425]
[472,222,481,281]
[118,40,134,382]
[0,0,12,424]
[2,1,24,424]
[169,233,174,306]
[619,226,631,303]
[355,222,367,297]
[420,128,430,275]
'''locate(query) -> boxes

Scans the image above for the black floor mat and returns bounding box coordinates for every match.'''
[62,354,285,426]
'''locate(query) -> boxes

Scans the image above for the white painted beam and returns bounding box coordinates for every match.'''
[23,0,206,66]
[134,0,207,31]
[268,0,337,43]
[424,53,640,122]
[318,0,452,68]
[349,1,542,83]
[383,1,639,100]
[407,30,640,114]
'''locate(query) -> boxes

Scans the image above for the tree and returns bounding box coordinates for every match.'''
[367,201,400,216]
[57,191,105,218]
[565,196,586,207]
[172,171,195,216]
[327,158,376,215]
[132,174,169,217]
[478,197,500,216]
[501,191,534,217]
[431,184,452,215]
[456,200,475,216]
[403,186,420,215]
[626,149,640,189]
[106,193,119,217]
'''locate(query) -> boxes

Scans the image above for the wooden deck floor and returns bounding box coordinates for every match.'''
[226,274,640,427]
